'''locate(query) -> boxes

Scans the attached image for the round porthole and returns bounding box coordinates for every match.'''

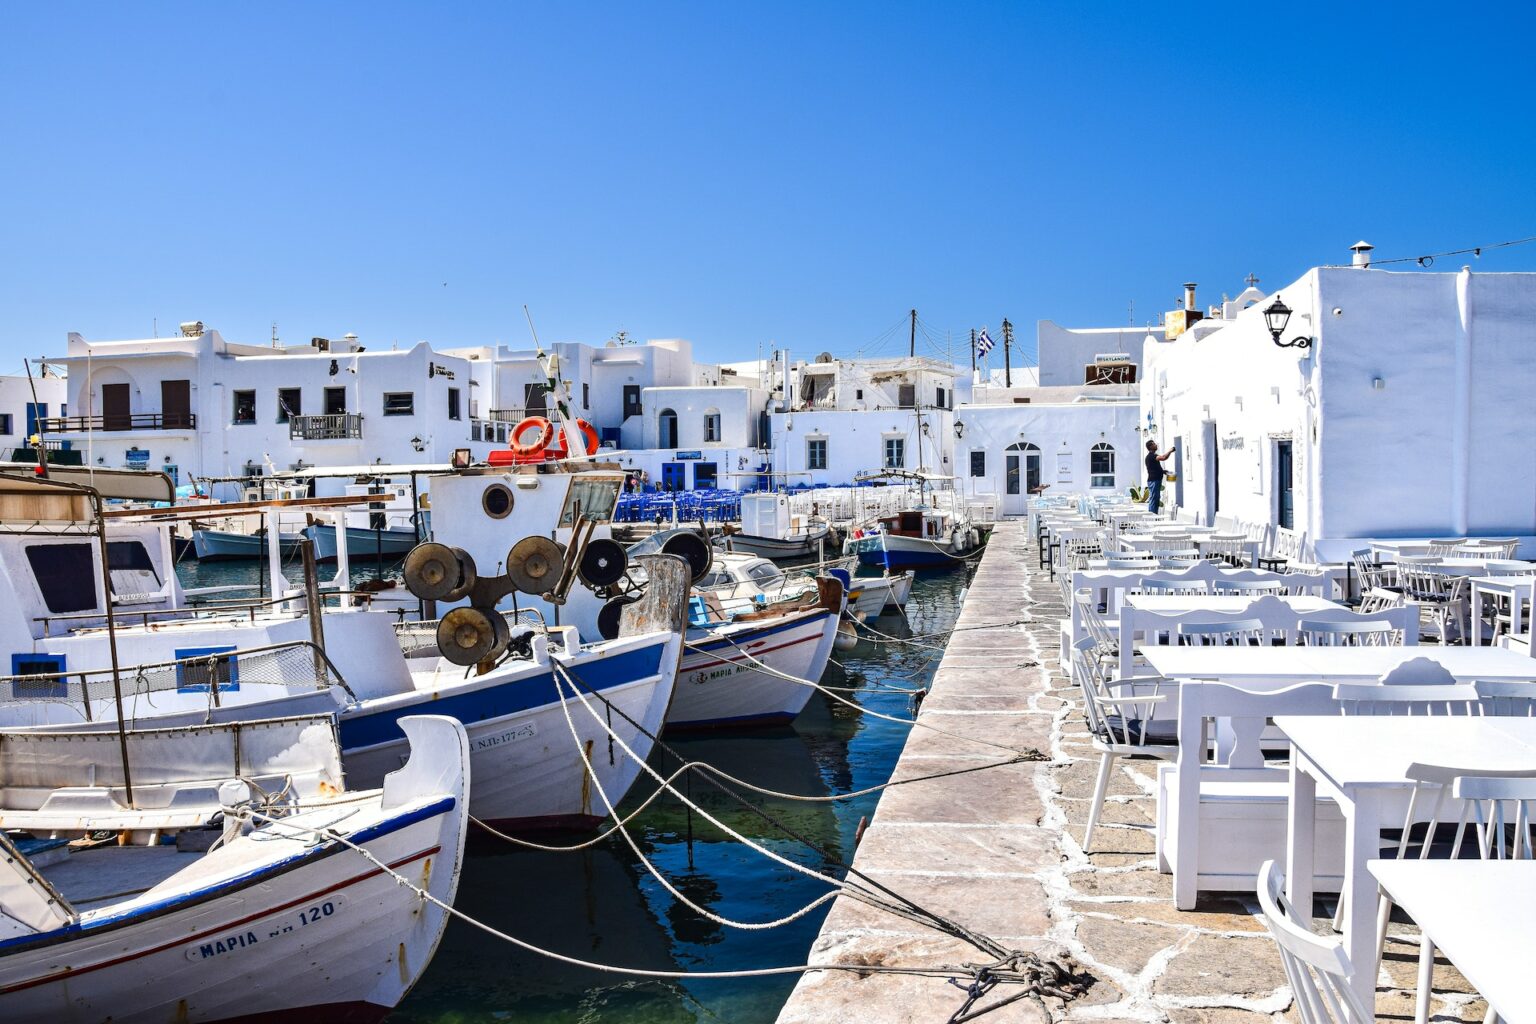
[482,483,514,520]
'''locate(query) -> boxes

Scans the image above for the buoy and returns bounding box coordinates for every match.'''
[834,617,859,651]
[510,417,555,458]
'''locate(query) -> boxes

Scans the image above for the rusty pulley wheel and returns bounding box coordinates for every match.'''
[436,605,512,666]
[506,536,567,596]
[577,538,628,589]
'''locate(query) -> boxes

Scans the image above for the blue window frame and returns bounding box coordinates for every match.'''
[11,653,67,699]
[175,645,240,693]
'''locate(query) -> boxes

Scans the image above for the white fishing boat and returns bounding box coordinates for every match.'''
[190,478,309,561]
[0,465,685,833]
[669,604,838,730]
[697,551,911,618]
[845,505,984,570]
[715,491,831,560]
[0,713,469,1023]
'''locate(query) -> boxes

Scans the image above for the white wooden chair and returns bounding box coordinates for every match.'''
[1201,532,1251,567]
[1122,598,1298,676]
[1426,539,1465,558]
[1159,681,1345,908]
[1372,768,1536,1024]
[1178,618,1267,647]
[1360,587,1406,614]
[1474,680,1536,717]
[1297,617,1404,647]
[1398,565,1469,644]
[1257,860,1371,1024]
[1071,637,1177,854]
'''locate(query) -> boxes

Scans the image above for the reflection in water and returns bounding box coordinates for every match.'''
[291,564,967,1024]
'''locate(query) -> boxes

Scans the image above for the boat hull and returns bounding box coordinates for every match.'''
[192,528,302,561]
[339,636,679,831]
[306,524,420,562]
[665,609,837,731]
[0,792,464,1024]
[715,522,830,560]
[847,572,914,616]
[848,531,981,570]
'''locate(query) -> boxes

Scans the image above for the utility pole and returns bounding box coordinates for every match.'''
[908,308,917,359]
[969,328,977,381]
[1002,318,1014,387]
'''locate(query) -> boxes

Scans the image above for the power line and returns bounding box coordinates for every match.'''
[1340,233,1536,269]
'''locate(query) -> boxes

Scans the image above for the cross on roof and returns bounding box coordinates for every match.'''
[1244,272,1260,288]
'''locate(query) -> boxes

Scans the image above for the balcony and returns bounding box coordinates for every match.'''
[289,413,364,441]
[41,413,197,433]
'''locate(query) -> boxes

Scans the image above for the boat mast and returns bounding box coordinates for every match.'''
[911,309,927,508]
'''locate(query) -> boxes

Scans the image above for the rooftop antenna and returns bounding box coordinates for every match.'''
[271,321,280,348]
[1128,300,1134,326]
[152,317,157,338]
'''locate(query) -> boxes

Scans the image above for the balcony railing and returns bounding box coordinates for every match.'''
[289,413,363,441]
[41,413,196,432]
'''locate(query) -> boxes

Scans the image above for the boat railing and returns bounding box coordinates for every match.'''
[394,607,548,658]
[0,639,353,720]
[35,588,401,637]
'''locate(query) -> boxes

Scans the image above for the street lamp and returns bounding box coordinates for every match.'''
[953,421,965,439]
[1263,295,1312,349]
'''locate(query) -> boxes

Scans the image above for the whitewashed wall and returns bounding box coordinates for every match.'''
[1037,322,1162,386]
[953,402,1142,515]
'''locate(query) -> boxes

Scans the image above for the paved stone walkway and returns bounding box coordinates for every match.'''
[778,520,1489,1023]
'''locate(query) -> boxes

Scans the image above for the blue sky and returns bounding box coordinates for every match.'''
[3,2,1534,367]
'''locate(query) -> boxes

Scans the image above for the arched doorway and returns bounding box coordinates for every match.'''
[1004,442,1041,515]
[657,408,678,449]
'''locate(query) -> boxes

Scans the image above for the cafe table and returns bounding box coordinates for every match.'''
[1279,717,1536,1012]
[1140,644,1536,689]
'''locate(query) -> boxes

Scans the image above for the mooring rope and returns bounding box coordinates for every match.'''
[237,803,1091,1020]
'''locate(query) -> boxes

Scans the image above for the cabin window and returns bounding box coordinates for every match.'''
[108,540,161,601]
[383,392,415,416]
[176,645,240,694]
[703,411,721,443]
[10,653,67,700]
[698,571,730,589]
[884,438,905,469]
[806,438,827,470]
[747,562,781,585]
[448,388,462,420]
[0,414,13,435]
[1090,443,1116,488]
[276,388,302,423]
[482,483,514,519]
[25,543,97,614]
[583,383,590,410]
[970,450,986,477]
[560,478,622,526]
[232,390,256,425]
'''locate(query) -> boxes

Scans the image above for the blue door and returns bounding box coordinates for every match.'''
[661,463,687,491]
[1276,440,1294,529]
[25,403,46,439]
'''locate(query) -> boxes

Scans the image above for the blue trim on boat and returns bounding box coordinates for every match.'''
[0,795,456,957]
[337,644,664,751]
[855,547,960,569]
[685,610,829,654]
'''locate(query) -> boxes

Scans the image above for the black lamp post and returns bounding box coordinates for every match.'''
[1263,295,1312,349]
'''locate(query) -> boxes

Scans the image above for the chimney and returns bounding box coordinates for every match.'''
[1350,240,1374,268]
[1164,282,1205,339]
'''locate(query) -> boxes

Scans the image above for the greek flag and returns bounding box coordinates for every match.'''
[976,327,995,355]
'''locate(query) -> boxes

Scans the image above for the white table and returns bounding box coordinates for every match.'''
[1369,859,1536,1024]
[1470,576,1536,647]
[1279,717,1536,1011]
[1141,645,1536,688]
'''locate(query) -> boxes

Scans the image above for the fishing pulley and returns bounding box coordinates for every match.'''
[402,542,478,602]
[505,536,566,596]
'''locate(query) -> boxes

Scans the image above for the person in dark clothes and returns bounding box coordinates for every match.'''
[1145,439,1175,513]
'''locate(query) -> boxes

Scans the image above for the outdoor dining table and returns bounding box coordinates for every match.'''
[1469,575,1536,646]
[1278,717,1536,1011]
[1368,859,1535,1024]
[1139,644,1536,689]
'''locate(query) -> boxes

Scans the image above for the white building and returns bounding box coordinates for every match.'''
[1142,255,1536,557]
[0,372,69,461]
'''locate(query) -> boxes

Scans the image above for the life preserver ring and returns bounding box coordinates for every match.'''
[573,418,600,456]
[511,417,555,457]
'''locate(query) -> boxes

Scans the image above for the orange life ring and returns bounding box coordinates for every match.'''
[573,418,600,456]
[511,416,555,457]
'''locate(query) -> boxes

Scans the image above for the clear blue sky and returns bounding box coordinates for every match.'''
[4,2,1534,367]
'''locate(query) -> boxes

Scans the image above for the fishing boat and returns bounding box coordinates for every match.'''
[0,465,685,833]
[845,504,984,569]
[0,713,470,1023]
[302,475,427,562]
[697,551,911,617]
[189,477,310,561]
[715,492,831,560]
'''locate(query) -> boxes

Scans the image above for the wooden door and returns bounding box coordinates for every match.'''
[103,384,131,430]
[161,380,191,428]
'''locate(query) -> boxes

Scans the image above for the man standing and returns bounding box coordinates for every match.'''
[1145,439,1175,513]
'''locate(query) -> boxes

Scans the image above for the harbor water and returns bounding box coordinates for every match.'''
[174,558,968,1022]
